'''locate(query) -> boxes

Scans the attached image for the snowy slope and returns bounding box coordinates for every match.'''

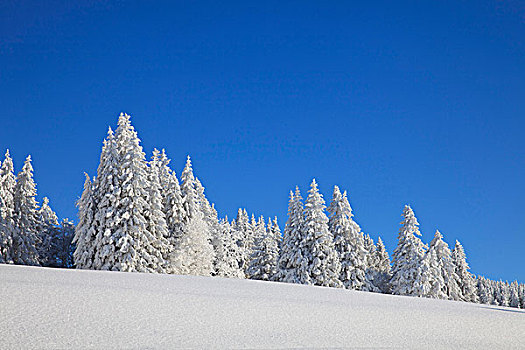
[1,265,523,349]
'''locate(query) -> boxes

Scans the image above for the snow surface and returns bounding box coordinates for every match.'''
[1,265,523,349]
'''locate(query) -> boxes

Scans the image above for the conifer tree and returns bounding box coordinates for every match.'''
[271,217,282,248]
[171,209,215,276]
[173,156,215,275]
[477,276,493,305]
[451,240,478,303]
[428,230,462,300]
[152,149,185,249]
[36,197,59,266]
[373,237,392,293]
[215,217,245,278]
[509,281,520,308]
[91,114,168,272]
[300,179,342,288]
[73,173,96,269]
[518,283,525,309]
[420,242,446,299]
[277,188,309,284]
[247,217,279,281]
[390,205,428,296]
[234,208,251,272]
[0,150,16,263]
[12,155,40,265]
[328,186,373,290]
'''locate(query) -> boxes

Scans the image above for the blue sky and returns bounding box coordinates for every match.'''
[1,1,523,282]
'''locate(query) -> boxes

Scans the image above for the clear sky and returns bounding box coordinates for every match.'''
[1,1,523,282]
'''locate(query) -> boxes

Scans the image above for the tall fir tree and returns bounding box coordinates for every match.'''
[327,186,373,290]
[451,240,478,303]
[12,155,40,266]
[0,149,16,263]
[300,179,342,288]
[91,114,169,272]
[277,188,308,284]
[390,205,428,296]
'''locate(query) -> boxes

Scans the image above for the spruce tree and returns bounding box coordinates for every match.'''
[420,242,446,299]
[390,205,428,296]
[36,197,59,266]
[428,230,462,300]
[509,281,520,308]
[92,114,168,272]
[451,240,478,303]
[12,155,40,266]
[152,149,185,251]
[73,173,96,269]
[247,217,279,281]
[327,186,373,290]
[277,188,309,284]
[300,179,342,288]
[215,217,245,278]
[0,149,16,264]
[234,208,251,272]
[172,156,215,275]
[477,276,493,305]
[373,237,392,293]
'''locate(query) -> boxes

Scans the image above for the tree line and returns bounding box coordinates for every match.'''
[0,113,523,309]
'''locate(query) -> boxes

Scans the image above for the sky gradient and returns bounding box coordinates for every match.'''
[1,1,524,282]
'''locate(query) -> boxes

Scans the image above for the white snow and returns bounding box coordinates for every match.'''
[1,264,523,349]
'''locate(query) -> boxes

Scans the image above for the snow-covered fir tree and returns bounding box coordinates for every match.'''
[509,281,520,308]
[327,186,373,290]
[233,208,252,273]
[0,149,16,263]
[477,276,493,305]
[451,240,478,303]
[428,230,462,300]
[277,188,309,284]
[152,149,185,245]
[172,156,215,275]
[363,233,381,291]
[373,237,392,293]
[91,114,169,272]
[171,210,215,276]
[518,283,525,309]
[73,173,97,269]
[495,280,510,306]
[419,243,446,299]
[390,205,428,296]
[270,217,282,248]
[214,217,245,278]
[247,217,279,281]
[12,155,40,266]
[36,197,59,266]
[300,179,342,288]
[195,177,221,268]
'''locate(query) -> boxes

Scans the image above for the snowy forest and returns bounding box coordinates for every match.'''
[0,113,523,309]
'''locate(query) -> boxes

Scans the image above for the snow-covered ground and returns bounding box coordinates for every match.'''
[1,265,523,349]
